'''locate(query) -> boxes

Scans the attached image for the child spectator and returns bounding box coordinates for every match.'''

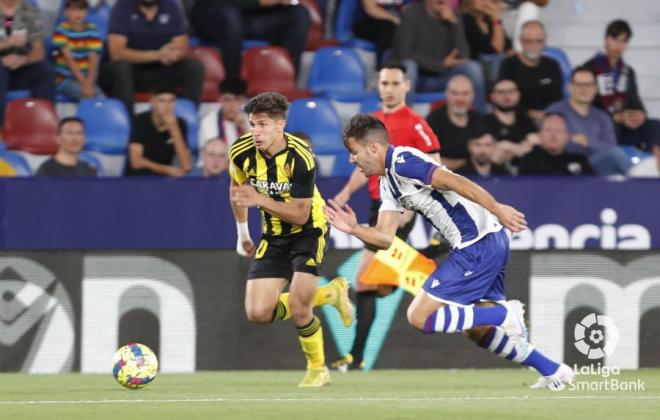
[52,0,103,100]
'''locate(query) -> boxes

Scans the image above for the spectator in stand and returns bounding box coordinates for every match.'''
[628,137,660,178]
[390,0,487,111]
[460,0,512,80]
[353,0,411,64]
[501,0,549,52]
[0,0,55,121]
[426,74,483,170]
[517,112,595,176]
[190,0,310,78]
[546,66,630,175]
[52,0,104,100]
[583,19,660,152]
[125,84,193,176]
[102,0,204,114]
[498,20,563,124]
[456,125,511,177]
[198,77,249,148]
[485,78,538,166]
[188,137,229,178]
[36,117,97,176]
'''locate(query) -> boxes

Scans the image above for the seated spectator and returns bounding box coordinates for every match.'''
[198,77,249,148]
[461,0,512,79]
[0,0,55,120]
[501,0,549,52]
[390,0,486,111]
[426,74,484,170]
[485,78,538,165]
[353,0,411,64]
[36,117,97,176]
[102,0,204,114]
[125,84,192,176]
[52,0,104,100]
[498,20,563,124]
[455,126,511,177]
[628,137,660,178]
[546,66,630,175]
[583,19,660,151]
[188,137,229,178]
[517,112,595,175]
[190,0,310,77]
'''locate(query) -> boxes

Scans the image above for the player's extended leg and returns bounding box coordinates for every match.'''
[290,271,330,387]
[244,277,289,323]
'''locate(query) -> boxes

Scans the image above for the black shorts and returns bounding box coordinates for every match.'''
[247,227,329,280]
[365,199,415,252]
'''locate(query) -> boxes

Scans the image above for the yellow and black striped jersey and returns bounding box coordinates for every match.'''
[228,132,327,237]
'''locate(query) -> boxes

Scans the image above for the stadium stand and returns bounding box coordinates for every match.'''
[189,47,226,102]
[0,150,32,176]
[240,46,310,100]
[3,99,59,155]
[175,98,200,155]
[307,46,369,101]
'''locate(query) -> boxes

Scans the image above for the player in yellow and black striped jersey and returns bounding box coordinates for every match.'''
[228,92,354,388]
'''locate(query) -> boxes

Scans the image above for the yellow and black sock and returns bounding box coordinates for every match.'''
[272,282,339,322]
[273,293,290,321]
[297,316,325,369]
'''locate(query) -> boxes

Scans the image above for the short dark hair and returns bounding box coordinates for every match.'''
[219,78,247,96]
[65,0,89,9]
[150,81,178,96]
[58,116,84,133]
[343,113,389,147]
[244,92,289,120]
[379,60,407,75]
[467,124,490,142]
[571,65,596,81]
[490,78,518,93]
[605,19,632,40]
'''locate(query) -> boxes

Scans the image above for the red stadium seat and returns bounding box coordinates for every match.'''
[3,99,58,155]
[240,46,310,100]
[189,47,226,101]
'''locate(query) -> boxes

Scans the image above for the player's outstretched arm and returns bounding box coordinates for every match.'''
[324,199,400,250]
[430,168,528,233]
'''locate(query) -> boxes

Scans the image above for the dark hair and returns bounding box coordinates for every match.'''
[219,78,247,96]
[605,19,632,40]
[149,81,178,96]
[467,124,490,142]
[343,113,389,147]
[58,116,85,133]
[378,60,407,74]
[244,92,289,120]
[65,0,89,9]
[571,65,596,81]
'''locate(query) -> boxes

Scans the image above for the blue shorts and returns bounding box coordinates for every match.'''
[422,229,509,305]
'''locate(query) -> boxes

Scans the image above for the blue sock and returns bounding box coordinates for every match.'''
[477,326,560,374]
[422,304,507,334]
[522,349,561,376]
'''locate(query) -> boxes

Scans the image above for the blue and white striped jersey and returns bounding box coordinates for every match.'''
[379,146,502,249]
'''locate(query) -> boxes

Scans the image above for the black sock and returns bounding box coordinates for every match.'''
[350,291,377,367]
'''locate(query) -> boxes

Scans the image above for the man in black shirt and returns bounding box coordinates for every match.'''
[125,85,192,176]
[498,20,563,124]
[36,117,97,177]
[518,113,595,175]
[456,126,511,177]
[426,74,484,170]
[485,78,539,165]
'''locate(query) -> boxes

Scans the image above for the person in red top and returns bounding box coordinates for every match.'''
[332,61,440,370]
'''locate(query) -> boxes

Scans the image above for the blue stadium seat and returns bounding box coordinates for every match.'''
[174,99,199,154]
[415,92,447,104]
[308,47,368,101]
[79,151,105,176]
[543,47,572,95]
[359,96,382,113]
[0,150,32,176]
[286,98,342,153]
[77,98,130,155]
[620,145,652,165]
[334,0,376,51]
[6,90,31,101]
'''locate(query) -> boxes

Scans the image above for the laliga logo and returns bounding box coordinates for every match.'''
[574,313,620,359]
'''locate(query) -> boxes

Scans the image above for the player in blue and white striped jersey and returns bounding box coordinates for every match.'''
[325,114,573,390]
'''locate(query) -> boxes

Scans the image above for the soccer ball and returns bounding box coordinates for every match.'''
[112,343,159,389]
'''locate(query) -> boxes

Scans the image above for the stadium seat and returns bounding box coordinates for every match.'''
[175,98,200,154]
[334,0,376,51]
[0,150,32,176]
[79,151,105,176]
[301,0,324,51]
[307,47,368,101]
[3,99,58,155]
[286,98,342,153]
[359,96,382,113]
[189,47,226,102]
[543,46,571,95]
[240,46,311,100]
[6,90,31,101]
[77,98,131,155]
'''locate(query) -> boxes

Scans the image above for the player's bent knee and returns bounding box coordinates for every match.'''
[245,305,275,323]
[406,306,426,330]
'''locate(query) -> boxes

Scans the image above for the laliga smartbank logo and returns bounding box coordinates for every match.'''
[559,313,646,392]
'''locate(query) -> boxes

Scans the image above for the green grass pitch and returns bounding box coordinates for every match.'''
[1,369,659,419]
